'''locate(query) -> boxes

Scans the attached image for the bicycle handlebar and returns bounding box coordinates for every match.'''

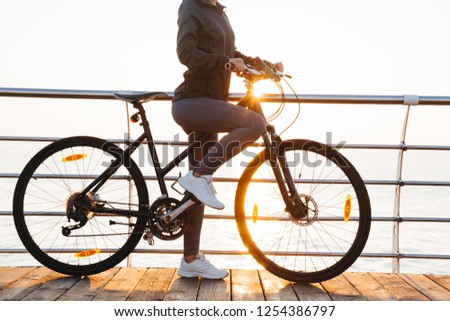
[225,56,290,82]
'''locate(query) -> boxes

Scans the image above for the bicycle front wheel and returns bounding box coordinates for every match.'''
[235,139,371,283]
[13,136,149,276]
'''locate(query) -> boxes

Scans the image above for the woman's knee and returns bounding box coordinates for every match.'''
[248,112,266,139]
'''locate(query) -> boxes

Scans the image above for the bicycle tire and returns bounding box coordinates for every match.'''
[235,139,371,283]
[13,136,149,276]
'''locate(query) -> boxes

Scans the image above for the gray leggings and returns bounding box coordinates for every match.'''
[171,97,266,256]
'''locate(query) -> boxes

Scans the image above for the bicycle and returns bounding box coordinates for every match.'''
[13,58,371,283]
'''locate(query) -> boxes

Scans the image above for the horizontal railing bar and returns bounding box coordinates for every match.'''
[336,144,450,151]
[209,216,450,223]
[1,211,449,223]
[0,248,448,261]
[2,172,450,188]
[0,88,123,100]
[0,136,191,146]
[2,87,450,105]
[2,136,450,153]
[257,94,450,105]
[134,251,450,260]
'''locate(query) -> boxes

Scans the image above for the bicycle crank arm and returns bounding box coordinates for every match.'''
[161,197,196,223]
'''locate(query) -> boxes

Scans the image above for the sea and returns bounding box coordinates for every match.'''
[1,96,449,275]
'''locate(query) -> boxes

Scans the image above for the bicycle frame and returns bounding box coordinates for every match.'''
[80,80,302,220]
[79,102,202,218]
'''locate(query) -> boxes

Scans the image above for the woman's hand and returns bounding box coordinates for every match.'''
[272,62,284,73]
[227,58,246,72]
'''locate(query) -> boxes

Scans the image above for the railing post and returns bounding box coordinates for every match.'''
[392,95,418,273]
[124,101,133,268]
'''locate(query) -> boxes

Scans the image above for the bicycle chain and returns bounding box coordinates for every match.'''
[65,231,139,238]
[64,199,149,238]
[96,199,146,208]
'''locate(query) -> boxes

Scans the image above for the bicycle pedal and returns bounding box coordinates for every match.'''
[183,191,202,205]
[143,231,155,246]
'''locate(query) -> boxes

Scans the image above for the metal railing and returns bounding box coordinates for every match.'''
[1,87,450,274]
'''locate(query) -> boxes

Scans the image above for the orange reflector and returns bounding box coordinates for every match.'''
[252,204,258,223]
[75,249,100,258]
[62,154,87,163]
[344,194,352,223]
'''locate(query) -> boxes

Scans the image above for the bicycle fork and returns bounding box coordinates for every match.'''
[264,132,308,219]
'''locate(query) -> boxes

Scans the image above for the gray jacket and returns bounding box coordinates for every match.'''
[174,0,253,101]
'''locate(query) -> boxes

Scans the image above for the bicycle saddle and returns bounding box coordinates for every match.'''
[113,91,168,104]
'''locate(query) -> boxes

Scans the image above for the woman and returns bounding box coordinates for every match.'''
[172,0,283,279]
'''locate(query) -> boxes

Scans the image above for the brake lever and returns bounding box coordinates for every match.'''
[245,66,263,76]
[226,60,290,81]
[254,57,281,82]
[276,70,292,79]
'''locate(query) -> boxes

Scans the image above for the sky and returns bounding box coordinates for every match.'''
[1,0,450,144]
[1,0,450,93]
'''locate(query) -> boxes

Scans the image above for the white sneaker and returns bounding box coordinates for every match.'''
[178,171,225,210]
[178,252,229,279]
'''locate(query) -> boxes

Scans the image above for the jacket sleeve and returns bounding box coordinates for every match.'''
[176,3,228,70]
[234,49,277,70]
[234,50,256,66]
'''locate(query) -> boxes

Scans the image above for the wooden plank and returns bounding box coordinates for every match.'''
[400,274,450,301]
[231,269,265,301]
[0,267,37,290]
[93,267,146,301]
[163,273,201,301]
[128,268,176,301]
[1,266,449,302]
[371,273,429,301]
[292,282,331,301]
[426,274,450,291]
[57,268,119,301]
[258,270,297,301]
[0,267,61,301]
[0,267,8,291]
[22,274,80,301]
[320,274,365,301]
[345,272,397,301]
[197,273,231,301]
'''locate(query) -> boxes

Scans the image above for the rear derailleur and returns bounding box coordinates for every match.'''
[62,192,96,236]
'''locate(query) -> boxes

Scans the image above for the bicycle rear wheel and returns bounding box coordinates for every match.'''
[13,136,149,276]
[235,139,371,283]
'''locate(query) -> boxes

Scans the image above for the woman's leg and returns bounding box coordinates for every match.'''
[173,99,251,278]
[172,97,266,176]
[183,131,218,258]
[177,130,229,279]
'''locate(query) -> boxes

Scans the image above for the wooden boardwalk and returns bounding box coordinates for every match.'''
[0,266,449,301]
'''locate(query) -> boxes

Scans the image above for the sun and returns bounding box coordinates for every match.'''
[252,79,280,98]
